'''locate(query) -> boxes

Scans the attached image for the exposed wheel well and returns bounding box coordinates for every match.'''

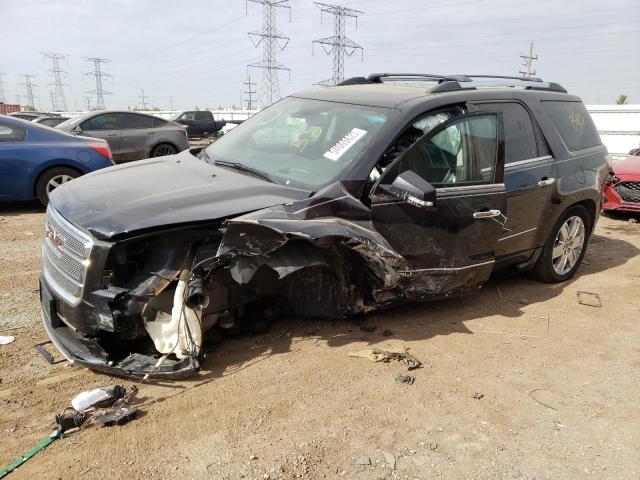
[33,164,84,196]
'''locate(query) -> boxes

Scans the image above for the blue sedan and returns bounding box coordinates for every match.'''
[0,115,115,205]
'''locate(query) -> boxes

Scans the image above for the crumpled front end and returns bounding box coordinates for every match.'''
[40,184,416,379]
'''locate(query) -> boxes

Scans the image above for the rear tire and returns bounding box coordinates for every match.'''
[533,205,590,283]
[35,167,81,206]
[151,143,177,157]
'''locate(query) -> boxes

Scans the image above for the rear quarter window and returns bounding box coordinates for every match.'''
[542,101,601,151]
[0,124,26,141]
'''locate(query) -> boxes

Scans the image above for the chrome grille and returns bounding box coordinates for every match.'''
[42,207,93,305]
[616,182,640,203]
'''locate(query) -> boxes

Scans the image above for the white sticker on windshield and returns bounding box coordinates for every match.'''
[323,128,367,161]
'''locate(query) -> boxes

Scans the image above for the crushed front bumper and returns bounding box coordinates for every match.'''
[40,276,199,379]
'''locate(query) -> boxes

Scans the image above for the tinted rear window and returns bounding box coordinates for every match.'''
[542,101,601,151]
[0,124,26,141]
[122,114,154,129]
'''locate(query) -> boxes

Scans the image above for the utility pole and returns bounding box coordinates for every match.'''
[138,88,148,110]
[83,57,112,109]
[21,74,37,109]
[84,96,93,111]
[246,0,291,107]
[519,42,538,79]
[0,72,7,103]
[42,52,69,111]
[243,75,256,110]
[169,97,174,111]
[313,2,363,86]
[49,91,56,110]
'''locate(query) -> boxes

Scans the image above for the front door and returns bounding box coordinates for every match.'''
[79,113,123,161]
[370,112,507,298]
[119,113,155,161]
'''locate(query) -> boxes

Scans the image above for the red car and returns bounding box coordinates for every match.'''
[603,153,640,212]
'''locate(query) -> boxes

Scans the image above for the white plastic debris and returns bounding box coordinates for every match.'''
[0,335,15,345]
[71,385,125,413]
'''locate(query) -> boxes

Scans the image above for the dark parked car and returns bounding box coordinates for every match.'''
[33,116,69,128]
[56,111,189,163]
[0,115,114,205]
[40,74,608,379]
[173,110,226,138]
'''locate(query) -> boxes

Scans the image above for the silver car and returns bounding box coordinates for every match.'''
[56,111,189,163]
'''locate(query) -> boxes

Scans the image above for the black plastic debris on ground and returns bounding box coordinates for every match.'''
[394,373,415,385]
[93,407,138,427]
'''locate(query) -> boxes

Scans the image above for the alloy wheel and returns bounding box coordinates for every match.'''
[46,174,74,194]
[551,215,586,276]
[152,145,177,157]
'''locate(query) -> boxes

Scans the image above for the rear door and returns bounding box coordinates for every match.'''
[120,113,155,161]
[470,101,555,260]
[80,113,123,161]
[370,112,507,298]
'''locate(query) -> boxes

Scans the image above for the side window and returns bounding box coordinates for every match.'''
[195,111,211,121]
[152,118,167,127]
[82,114,120,130]
[382,114,499,188]
[122,114,154,129]
[181,112,196,121]
[478,102,537,163]
[0,124,26,142]
[542,101,601,151]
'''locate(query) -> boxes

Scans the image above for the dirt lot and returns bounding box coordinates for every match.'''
[1,204,639,480]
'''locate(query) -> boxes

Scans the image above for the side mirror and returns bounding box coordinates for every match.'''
[388,170,437,209]
[73,125,82,134]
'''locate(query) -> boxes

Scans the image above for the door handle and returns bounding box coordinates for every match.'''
[473,209,502,219]
[537,177,555,187]
[106,133,118,137]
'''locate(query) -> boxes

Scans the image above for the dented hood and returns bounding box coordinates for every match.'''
[50,150,311,239]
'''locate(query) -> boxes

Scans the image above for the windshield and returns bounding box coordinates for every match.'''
[205,97,390,190]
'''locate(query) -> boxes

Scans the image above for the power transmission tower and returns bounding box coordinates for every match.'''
[21,74,38,109]
[0,72,7,103]
[244,75,256,110]
[246,0,291,107]
[519,42,538,79]
[312,2,363,86]
[42,52,69,111]
[83,57,112,110]
[138,88,148,110]
[84,96,93,111]
[49,91,56,110]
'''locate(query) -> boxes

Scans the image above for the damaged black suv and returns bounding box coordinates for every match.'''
[40,74,608,378]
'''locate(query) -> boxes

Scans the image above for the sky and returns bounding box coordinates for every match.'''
[1,0,639,111]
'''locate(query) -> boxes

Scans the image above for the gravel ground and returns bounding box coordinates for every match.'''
[1,204,639,480]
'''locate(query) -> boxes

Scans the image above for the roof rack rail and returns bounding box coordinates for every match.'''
[337,73,568,93]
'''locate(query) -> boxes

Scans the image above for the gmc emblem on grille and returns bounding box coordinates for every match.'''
[45,224,65,258]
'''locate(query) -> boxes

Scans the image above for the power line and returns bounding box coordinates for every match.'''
[83,57,112,110]
[312,2,363,86]
[21,74,38,109]
[243,75,256,110]
[138,88,149,110]
[246,0,292,107]
[41,52,69,111]
[519,42,538,78]
[0,72,7,103]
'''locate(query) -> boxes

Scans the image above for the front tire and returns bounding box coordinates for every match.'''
[533,205,590,283]
[151,143,177,157]
[35,167,80,206]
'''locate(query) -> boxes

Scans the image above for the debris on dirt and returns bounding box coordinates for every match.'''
[529,388,563,410]
[353,455,371,466]
[394,372,415,385]
[0,429,63,477]
[71,385,127,413]
[93,407,138,427]
[55,409,87,433]
[348,347,423,370]
[382,451,396,469]
[429,443,438,451]
[382,329,394,337]
[473,392,484,399]
[0,335,15,345]
[577,291,602,307]
[359,324,377,333]
[629,217,638,224]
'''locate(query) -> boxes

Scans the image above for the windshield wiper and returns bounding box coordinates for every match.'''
[213,160,276,184]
